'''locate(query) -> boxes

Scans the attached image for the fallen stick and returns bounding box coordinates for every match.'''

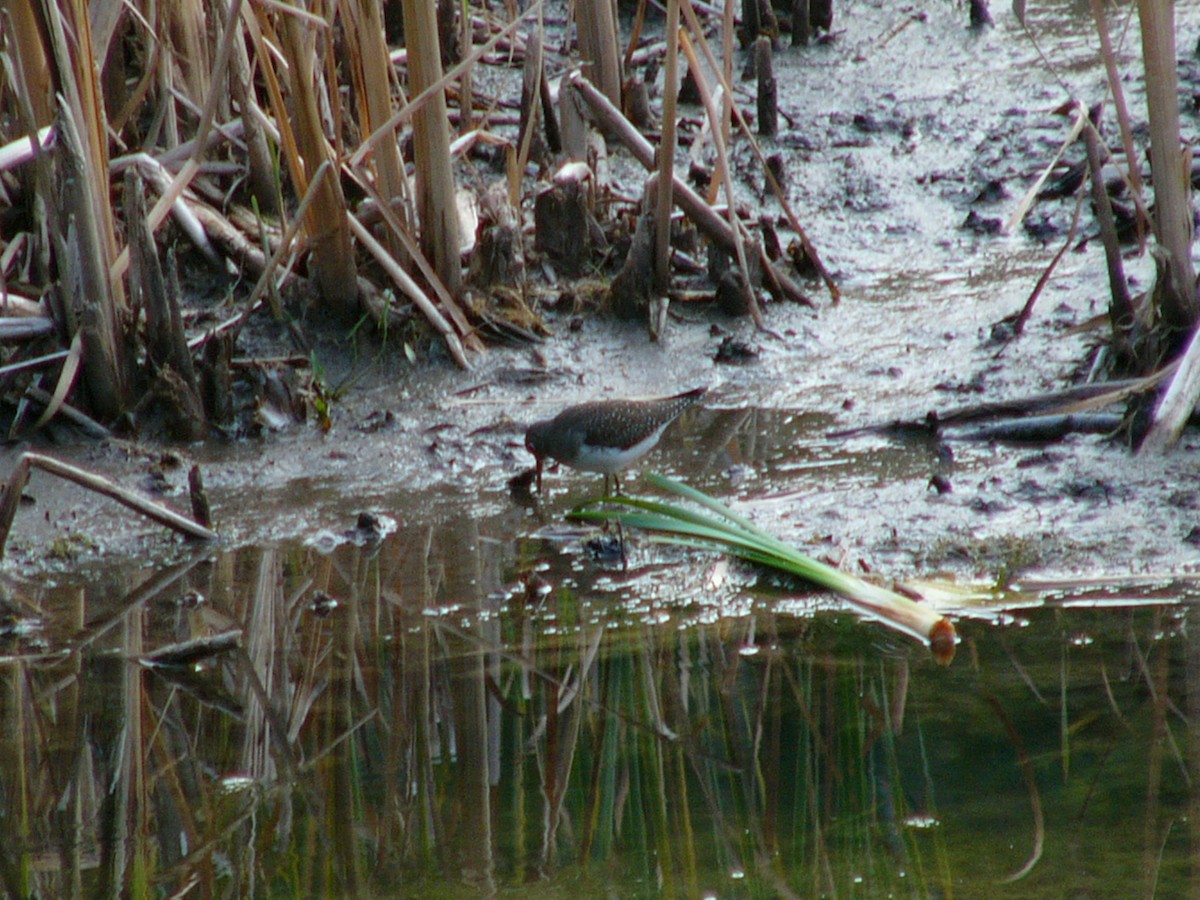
[23,386,112,438]
[137,629,241,666]
[0,451,218,560]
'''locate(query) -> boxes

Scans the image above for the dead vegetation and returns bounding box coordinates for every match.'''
[0,0,834,448]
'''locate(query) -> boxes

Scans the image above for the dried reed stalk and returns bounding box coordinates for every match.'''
[1137,0,1200,450]
[675,29,762,326]
[4,3,54,126]
[401,0,464,296]
[169,0,215,118]
[576,0,624,108]
[679,0,837,302]
[344,0,411,261]
[53,103,131,419]
[1137,0,1196,327]
[275,6,360,319]
[229,3,282,217]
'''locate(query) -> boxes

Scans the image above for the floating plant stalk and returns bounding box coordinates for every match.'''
[573,474,956,663]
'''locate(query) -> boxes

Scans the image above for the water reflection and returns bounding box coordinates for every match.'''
[1,529,1197,897]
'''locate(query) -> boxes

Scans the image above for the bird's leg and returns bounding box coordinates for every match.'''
[535,458,544,494]
[617,517,627,570]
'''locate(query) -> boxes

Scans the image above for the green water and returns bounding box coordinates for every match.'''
[2,533,1195,898]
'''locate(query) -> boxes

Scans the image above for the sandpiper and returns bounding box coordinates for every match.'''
[524,387,708,494]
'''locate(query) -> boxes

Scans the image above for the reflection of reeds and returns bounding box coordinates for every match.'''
[5,540,1198,894]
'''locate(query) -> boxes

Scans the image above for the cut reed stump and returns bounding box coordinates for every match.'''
[755,38,777,138]
[609,177,659,320]
[469,185,524,287]
[534,162,603,278]
[792,0,812,45]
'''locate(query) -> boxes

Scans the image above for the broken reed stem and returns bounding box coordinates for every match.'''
[576,0,624,108]
[1089,0,1147,233]
[1083,118,1133,357]
[0,452,217,560]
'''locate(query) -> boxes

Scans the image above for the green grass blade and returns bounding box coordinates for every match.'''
[572,476,957,662]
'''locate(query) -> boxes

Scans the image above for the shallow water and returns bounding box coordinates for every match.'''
[4,534,1199,897]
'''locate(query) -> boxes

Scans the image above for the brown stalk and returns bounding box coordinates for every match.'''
[229,3,282,217]
[3,3,53,127]
[675,29,762,326]
[276,5,360,319]
[1137,1,1200,450]
[1082,116,1134,360]
[169,0,214,113]
[516,28,546,185]
[401,0,464,297]
[1089,0,1147,238]
[654,0,681,296]
[53,101,131,418]
[351,4,539,168]
[344,0,411,260]
[575,0,623,108]
[42,0,125,306]
[1136,0,1196,327]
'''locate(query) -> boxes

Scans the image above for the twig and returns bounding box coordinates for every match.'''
[346,215,472,369]
[137,630,241,666]
[0,451,218,560]
[23,385,111,439]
